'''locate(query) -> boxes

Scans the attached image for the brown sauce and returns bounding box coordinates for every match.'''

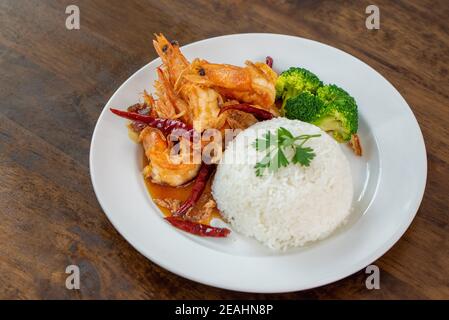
[142,153,222,225]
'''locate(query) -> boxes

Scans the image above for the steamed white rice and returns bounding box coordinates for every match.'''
[212,118,353,250]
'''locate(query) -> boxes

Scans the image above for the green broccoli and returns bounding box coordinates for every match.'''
[284,92,324,122]
[275,67,323,110]
[285,84,358,142]
[315,85,358,142]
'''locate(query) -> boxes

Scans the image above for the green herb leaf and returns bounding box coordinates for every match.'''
[253,131,277,151]
[270,148,289,172]
[292,146,316,167]
[277,127,294,143]
[253,127,320,176]
[254,151,272,176]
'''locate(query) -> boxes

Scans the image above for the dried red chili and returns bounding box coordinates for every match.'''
[127,103,151,115]
[110,108,195,139]
[218,103,274,121]
[174,163,215,217]
[266,56,273,68]
[165,216,231,237]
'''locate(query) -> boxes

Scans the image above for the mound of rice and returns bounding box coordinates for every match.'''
[212,118,353,250]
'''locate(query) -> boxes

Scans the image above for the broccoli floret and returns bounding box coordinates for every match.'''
[284,92,324,122]
[284,84,358,142]
[275,67,323,109]
[314,85,358,142]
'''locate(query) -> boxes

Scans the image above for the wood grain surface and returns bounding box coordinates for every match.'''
[0,0,448,299]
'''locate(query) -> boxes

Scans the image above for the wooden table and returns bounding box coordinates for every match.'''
[1,0,448,299]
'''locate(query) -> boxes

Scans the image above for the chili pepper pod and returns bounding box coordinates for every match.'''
[174,163,216,217]
[165,216,231,237]
[110,108,196,141]
[266,56,273,68]
[218,103,274,121]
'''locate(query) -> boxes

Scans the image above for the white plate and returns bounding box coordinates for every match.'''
[90,34,427,293]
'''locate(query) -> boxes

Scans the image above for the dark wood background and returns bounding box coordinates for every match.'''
[1,0,448,299]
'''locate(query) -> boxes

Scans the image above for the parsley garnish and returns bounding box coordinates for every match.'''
[252,127,320,177]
